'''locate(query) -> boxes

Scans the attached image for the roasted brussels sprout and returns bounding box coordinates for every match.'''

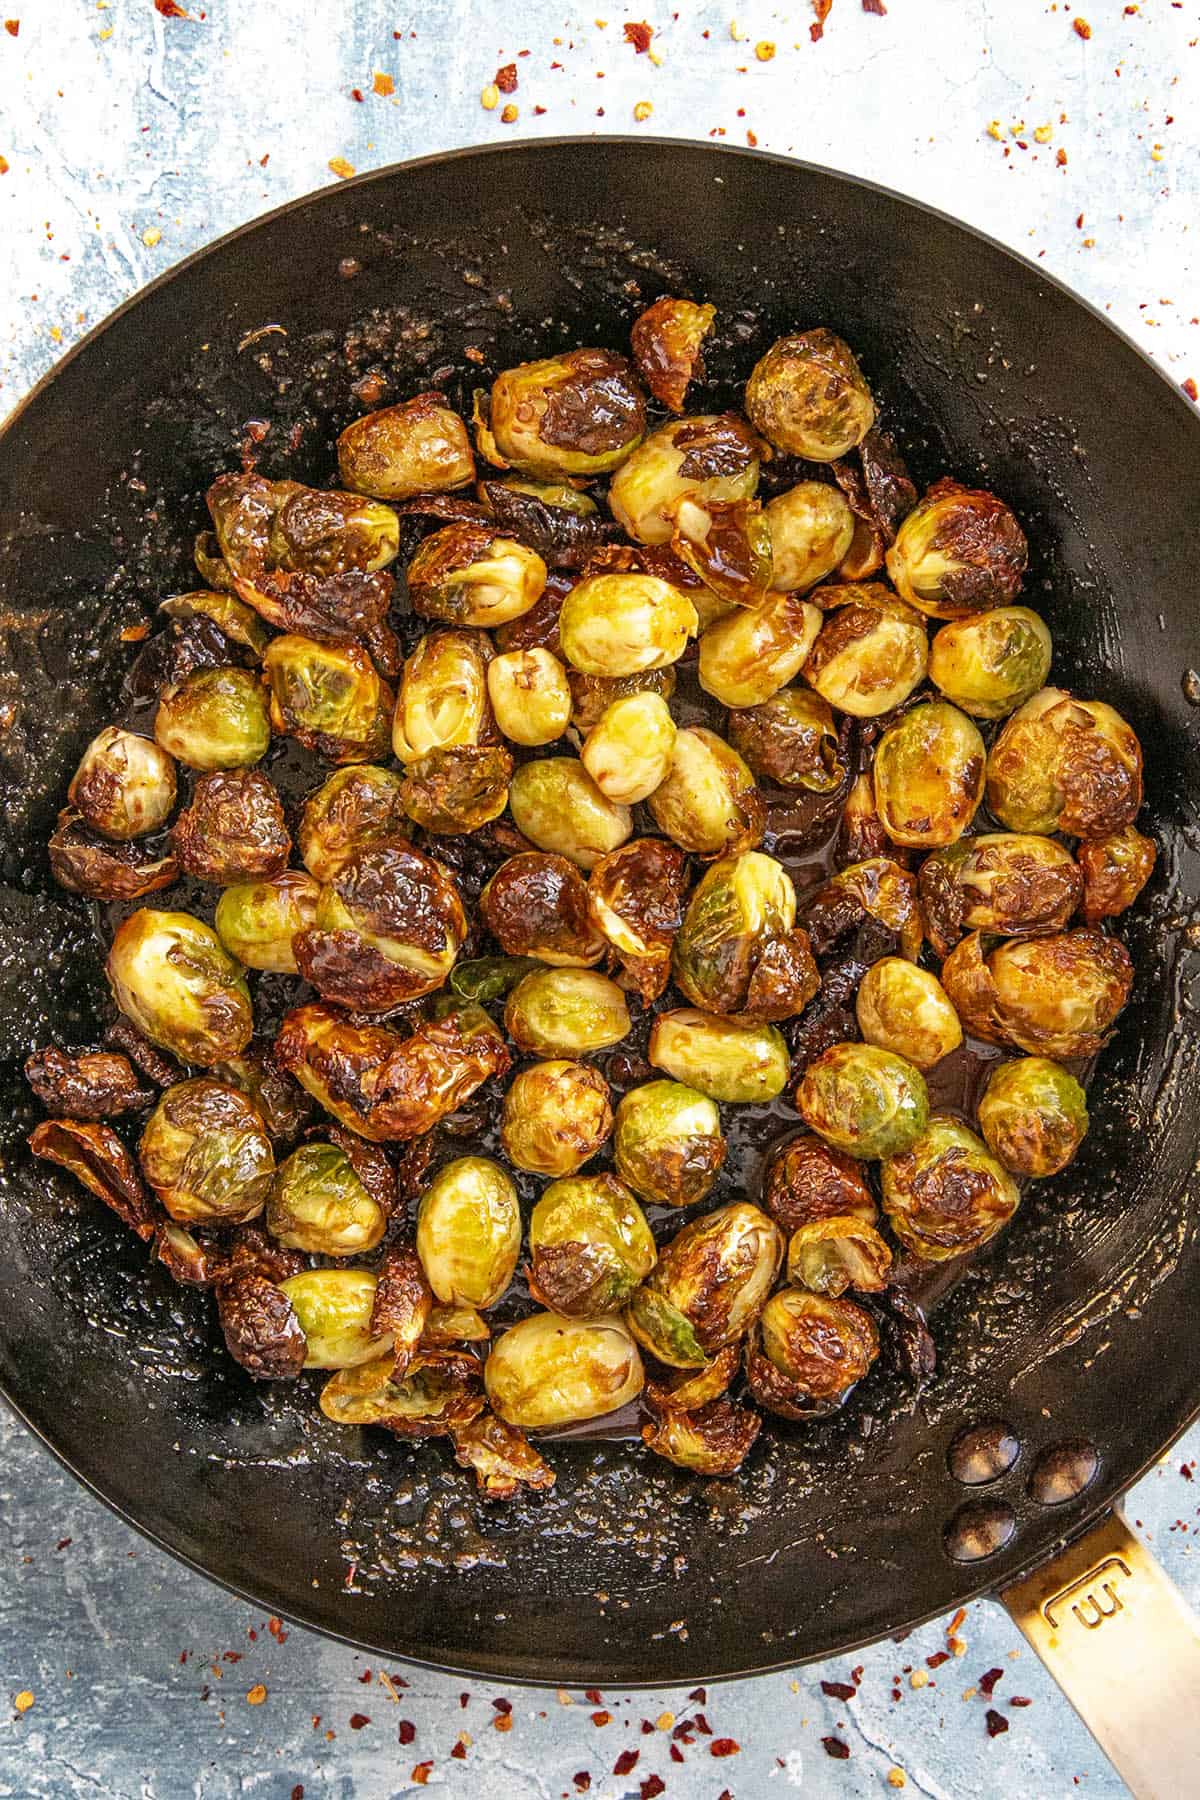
[337,393,475,500]
[416,1156,521,1309]
[726,687,846,793]
[613,1079,726,1209]
[264,635,392,765]
[762,1133,878,1234]
[297,764,408,883]
[630,296,716,412]
[802,585,928,717]
[171,769,291,887]
[836,770,891,866]
[985,688,1144,838]
[609,414,762,546]
[797,1042,930,1159]
[480,348,646,479]
[267,1142,388,1254]
[160,587,271,655]
[452,1410,556,1498]
[29,1117,157,1240]
[154,667,271,771]
[885,477,1027,618]
[854,957,963,1070]
[642,1393,761,1476]
[320,1344,484,1430]
[504,966,631,1057]
[765,481,856,592]
[647,726,764,857]
[398,744,513,834]
[213,1041,314,1142]
[928,605,1052,719]
[919,832,1083,957]
[939,928,1133,1058]
[209,470,400,581]
[25,1046,153,1122]
[500,1058,613,1177]
[873,701,985,848]
[581,690,677,805]
[49,810,178,901]
[485,1311,644,1428]
[294,842,466,1011]
[139,1078,274,1224]
[214,870,321,973]
[486,647,572,746]
[107,909,253,1066]
[481,852,603,966]
[801,856,923,962]
[558,573,697,677]
[586,837,688,1001]
[881,1114,1020,1261]
[1078,825,1157,923]
[279,1268,389,1369]
[746,1288,878,1415]
[567,664,676,732]
[508,758,632,869]
[698,591,822,709]
[528,1173,656,1315]
[787,1215,892,1295]
[672,851,818,1020]
[649,1009,790,1104]
[626,1202,782,1367]
[68,727,176,840]
[977,1056,1089,1178]
[218,1272,307,1379]
[393,629,493,762]
[745,330,875,461]
[668,495,772,611]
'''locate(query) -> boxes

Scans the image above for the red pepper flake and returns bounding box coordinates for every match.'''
[978,1667,1004,1698]
[640,1720,655,1734]
[591,1710,612,1727]
[926,1651,950,1670]
[291,1788,304,1800]
[358,1669,373,1684]
[349,1714,370,1730]
[688,1687,707,1703]
[56,1538,71,1551]
[821,1681,857,1701]
[640,1779,666,1800]
[4,19,18,34]
[986,1708,1009,1738]
[398,1720,416,1745]
[746,129,758,146]
[492,1698,513,1717]
[154,0,190,15]
[672,1718,693,1741]
[533,103,547,114]
[624,21,653,52]
[584,1688,603,1704]
[614,1749,640,1776]
[1057,147,1068,166]
[823,1736,851,1759]
[1073,15,1092,37]
[459,1692,470,1708]
[947,1608,967,1638]
[350,88,365,102]
[811,0,833,40]
[573,1775,591,1793]
[1183,1464,1195,1479]
[495,62,518,91]
[450,1740,467,1760]
[1010,1696,1033,1708]
[0,155,9,175]
[669,1743,685,1763]
[1182,378,1199,403]
[863,0,886,11]
[411,1763,433,1786]
[246,1685,267,1706]
[267,1618,286,1643]
[711,1739,740,1757]
[223,1652,242,1664]
[694,1711,713,1735]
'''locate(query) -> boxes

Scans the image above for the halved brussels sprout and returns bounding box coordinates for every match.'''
[647,726,764,857]
[160,588,271,655]
[297,764,408,884]
[977,1056,1089,1178]
[625,1202,782,1368]
[801,856,923,963]
[787,1216,892,1295]
[985,688,1144,838]
[107,909,253,1067]
[609,414,761,546]
[919,833,1083,957]
[218,1272,308,1380]
[279,1267,390,1369]
[642,1394,762,1476]
[885,477,1027,618]
[264,635,392,764]
[802,585,928,717]
[649,1009,790,1104]
[481,851,603,966]
[68,726,177,840]
[881,1114,1020,1260]
[630,296,716,412]
[873,701,985,848]
[1078,826,1156,924]
[939,927,1133,1058]
[613,1079,727,1209]
[481,348,646,480]
[504,966,631,1057]
[139,1077,274,1224]
[928,606,1052,719]
[154,667,271,771]
[581,690,677,805]
[745,330,875,461]
[672,851,817,1020]
[529,1173,656,1316]
[398,744,513,834]
[766,481,856,592]
[567,665,676,731]
[337,393,475,500]
[48,810,178,902]
[500,1058,613,1177]
[558,573,697,677]
[29,1117,156,1240]
[452,1410,556,1498]
[726,687,846,793]
[854,958,963,1071]
[796,1042,930,1159]
[762,1133,878,1234]
[746,1288,878,1415]
[267,1142,388,1254]
[698,591,822,709]
[587,837,689,1002]
[486,647,572,746]
[213,1042,314,1142]
[485,1311,644,1428]
[393,629,493,762]
[416,1156,521,1310]
[508,758,632,869]
[171,769,291,887]
[837,770,891,866]
[295,842,467,1011]
[406,522,548,629]
[321,1346,484,1434]
[213,871,319,974]
[668,495,772,611]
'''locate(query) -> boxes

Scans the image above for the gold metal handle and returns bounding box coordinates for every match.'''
[1001,1510,1200,1799]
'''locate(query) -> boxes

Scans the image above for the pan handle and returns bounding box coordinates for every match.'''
[1000,1509,1200,1798]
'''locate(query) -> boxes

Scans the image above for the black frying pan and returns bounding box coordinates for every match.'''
[1,142,1199,1766]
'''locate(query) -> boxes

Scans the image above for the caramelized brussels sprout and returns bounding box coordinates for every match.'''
[581,690,677,805]
[609,413,761,546]
[567,664,676,732]
[399,744,513,834]
[504,966,631,1056]
[1078,826,1156,923]
[295,842,466,1011]
[649,1009,790,1104]
[160,587,271,655]
[885,477,1027,618]
[698,591,822,709]
[765,481,856,592]
[68,727,176,840]
[626,1202,782,1367]
[267,1142,388,1254]
[647,726,764,857]
[279,1267,389,1369]
[264,635,392,764]
[762,1133,878,1234]
[500,1058,613,1177]
[854,958,963,1070]
[213,1042,314,1142]
[558,573,697,677]
[424,1303,492,1346]
[613,1079,726,1209]
[481,348,646,480]
[107,909,253,1066]
[726,687,846,793]
[803,585,928,717]
[587,837,689,1001]
[881,1114,1020,1260]
[319,1344,483,1431]
[29,1117,156,1240]
[485,1311,644,1428]
[337,393,475,500]
[745,330,875,461]
[928,606,1052,719]
[214,871,321,974]
[919,833,1083,957]
[873,701,985,848]
[218,1272,307,1380]
[452,1409,556,1498]
[25,1046,153,1122]
[672,851,817,1020]
[836,770,891,866]
[393,629,493,762]
[787,1215,892,1295]
[416,1156,521,1310]
[746,1288,878,1414]
[939,928,1133,1058]
[797,1042,930,1159]
[985,688,1144,838]
[977,1056,1089,1178]
[642,1394,761,1476]
[486,647,572,746]
[508,757,632,869]
[139,1077,274,1223]
[669,495,772,611]
[630,296,716,412]
[481,852,603,966]
[49,810,179,901]
[405,521,547,629]
[528,1173,656,1315]
[801,856,923,962]
[297,764,408,884]
[154,667,271,771]
[171,769,291,887]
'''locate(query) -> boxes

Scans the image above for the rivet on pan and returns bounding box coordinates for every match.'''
[947,1419,1021,1486]
[1028,1440,1099,1506]
[944,1499,1017,1563]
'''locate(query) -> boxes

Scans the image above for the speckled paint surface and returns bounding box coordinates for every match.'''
[1,3,1199,1795]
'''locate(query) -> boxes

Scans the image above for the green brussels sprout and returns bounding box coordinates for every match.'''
[613,1079,727,1209]
[488,476,599,517]
[416,1156,521,1310]
[881,1114,1021,1260]
[450,955,541,1003]
[649,1008,791,1104]
[139,1077,274,1224]
[295,842,467,1012]
[939,927,1133,1058]
[423,1302,492,1346]
[587,836,689,1002]
[508,757,632,869]
[726,687,846,793]
[919,832,1083,957]
[698,591,822,709]
[581,690,677,805]
[928,606,1052,719]
[267,1142,388,1254]
[745,330,875,461]
[278,1268,389,1369]
[337,393,475,500]
[873,701,985,848]
[393,629,493,762]
[672,851,817,1020]
[170,769,291,888]
[985,688,1145,838]
[107,909,253,1066]
[215,870,321,973]
[796,1041,930,1159]
[1078,826,1157,924]
[480,348,646,479]
[668,495,772,611]
[567,664,677,732]
[786,1215,893,1296]
[486,647,572,746]
[68,726,177,840]
[500,1058,613,1177]
[802,585,929,718]
[504,966,631,1056]
[558,573,697,677]
[609,413,761,546]
[485,1311,645,1428]
[154,667,271,771]
[297,764,408,884]
[854,957,963,1071]
[647,726,764,857]
[746,1288,879,1415]
[320,1346,484,1434]
[481,852,604,966]
[765,480,856,592]
[885,477,1027,618]
[209,471,400,581]
[762,1133,878,1234]
[625,1201,783,1368]
[528,1173,657,1315]
[978,1056,1089,1178]
[630,296,716,412]
[264,635,392,765]
[159,588,272,655]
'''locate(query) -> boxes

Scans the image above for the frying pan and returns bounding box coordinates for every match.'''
[1,140,1199,1793]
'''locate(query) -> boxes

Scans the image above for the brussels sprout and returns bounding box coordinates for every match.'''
[613,1079,726,1209]
[267,1142,388,1254]
[919,833,1083,957]
[881,1114,1020,1260]
[481,348,646,479]
[854,958,963,1071]
[508,757,632,869]
[218,1272,308,1379]
[528,1173,656,1316]
[698,591,822,709]
[647,1344,742,1412]
[796,1042,930,1159]
[488,476,599,518]
[558,573,697,678]
[481,852,603,966]
[424,1303,492,1346]
[278,1268,389,1369]
[567,665,676,732]
[212,1042,314,1142]
[625,1201,782,1367]
[746,1288,878,1415]
[765,481,857,592]
[321,1345,485,1434]
[581,691,677,806]
[160,588,272,655]
[504,966,631,1057]
[107,909,253,1066]
[609,414,762,546]
[154,667,271,771]
[836,770,891,867]
[979,1055,1089,1179]
[801,856,923,962]
[630,296,716,412]
[873,701,985,849]
[29,1117,157,1240]
[928,605,1052,719]
[802,585,929,717]
[787,1215,893,1295]
[587,837,689,1002]
[68,726,177,840]
[985,688,1144,838]
[25,1046,153,1122]
[295,842,467,1011]
[450,956,541,1003]
[485,1311,644,1428]
[885,477,1028,618]
[939,927,1133,1058]
[215,870,321,974]
[393,630,493,762]
[406,521,546,630]
[139,1077,274,1223]
[500,1059,613,1177]
[642,1393,762,1476]
[264,635,392,765]
[668,496,772,611]
[672,851,817,1020]
[297,765,408,884]
[762,1133,878,1234]
[726,687,846,793]
[399,744,513,835]
[171,769,291,887]
[49,810,179,902]
[210,471,400,580]
[486,647,572,746]
[337,393,475,500]
[649,1009,790,1104]
[416,1156,521,1310]
[452,1410,557,1498]
[745,330,875,461]
[1078,826,1157,923]
[647,726,764,857]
